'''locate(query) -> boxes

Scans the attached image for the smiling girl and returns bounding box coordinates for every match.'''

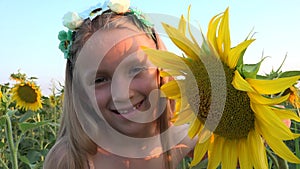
[43,1,195,169]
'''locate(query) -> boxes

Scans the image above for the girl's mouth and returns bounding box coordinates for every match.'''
[111,100,144,115]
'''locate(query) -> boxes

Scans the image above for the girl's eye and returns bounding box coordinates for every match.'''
[95,76,109,84]
[129,66,147,76]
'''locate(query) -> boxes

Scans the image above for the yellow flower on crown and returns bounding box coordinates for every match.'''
[143,7,300,169]
[11,81,43,112]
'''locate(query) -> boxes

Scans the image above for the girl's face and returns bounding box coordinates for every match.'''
[85,28,161,138]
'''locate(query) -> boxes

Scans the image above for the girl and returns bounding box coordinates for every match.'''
[44,1,196,168]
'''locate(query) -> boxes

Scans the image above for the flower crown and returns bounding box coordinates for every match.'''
[58,0,153,59]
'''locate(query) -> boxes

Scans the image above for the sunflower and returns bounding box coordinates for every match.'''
[289,85,300,110]
[11,81,43,111]
[0,90,2,101]
[48,95,57,108]
[143,7,300,168]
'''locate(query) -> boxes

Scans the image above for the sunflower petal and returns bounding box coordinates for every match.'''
[228,39,255,68]
[175,98,184,112]
[160,80,181,99]
[238,138,253,169]
[232,70,255,92]
[207,136,223,169]
[178,15,186,34]
[247,75,300,95]
[207,13,222,54]
[222,139,238,169]
[258,121,300,164]
[198,128,213,144]
[174,107,196,126]
[272,108,300,122]
[187,5,201,50]
[188,118,203,138]
[142,47,187,71]
[160,70,184,77]
[248,92,290,105]
[251,103,300,140]
[188,118,202,138]
[247,129,268,169]
[162,23,200,61]
[190,137,210,166]
[217,8,230,63]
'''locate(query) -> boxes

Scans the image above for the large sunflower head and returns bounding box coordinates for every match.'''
[143,6,300,168]
[11,81,43,111]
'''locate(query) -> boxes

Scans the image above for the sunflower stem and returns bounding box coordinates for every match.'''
[277,155,289,169]
[4,115,18,169]
[0,157,9,169]
[295,138,300,169]
[266,148,279,169]
[294,121,300,169]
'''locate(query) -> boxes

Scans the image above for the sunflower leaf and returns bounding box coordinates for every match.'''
[19,121,50,133]
[6,110,18,117]
[19,111,35,123]
[0,116,6,127]
[279,71,300,78]
[240,57,266,79]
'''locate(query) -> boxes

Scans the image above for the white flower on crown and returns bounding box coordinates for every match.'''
[62,12,84,30]
[108,0,130,14]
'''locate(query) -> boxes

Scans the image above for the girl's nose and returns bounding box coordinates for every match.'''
[110,74,134,102]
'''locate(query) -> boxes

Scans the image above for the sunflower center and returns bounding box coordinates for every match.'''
[17,84,38,103]
[186,58,255,139]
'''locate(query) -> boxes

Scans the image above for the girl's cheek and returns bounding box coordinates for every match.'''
[95,86,111,108]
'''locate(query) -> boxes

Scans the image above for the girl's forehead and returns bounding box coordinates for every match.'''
[85,28,156,59]
[99,32,154,70]
[76,28,155,76]
[87,28,153,52]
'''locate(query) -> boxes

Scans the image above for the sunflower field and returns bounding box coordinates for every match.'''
[0,71,63,169]
[0,70,299,169]
[1,9,300,168]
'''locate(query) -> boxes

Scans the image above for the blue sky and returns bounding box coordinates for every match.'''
[1,0,300,95]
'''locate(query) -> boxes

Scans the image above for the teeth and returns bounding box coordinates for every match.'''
[118,105,137,114]
[119,110,128,114]
[113,101,142,114]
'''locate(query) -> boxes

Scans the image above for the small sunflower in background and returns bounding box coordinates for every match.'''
[143,7,300,169]
[289,85,300,110]
[48,95,57,108]
[11,81,43,112]
[0,88,2,101]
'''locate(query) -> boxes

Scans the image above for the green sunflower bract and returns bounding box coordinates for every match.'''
[143,7,300,168]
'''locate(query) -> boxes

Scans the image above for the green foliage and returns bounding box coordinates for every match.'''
[0,72,63,169]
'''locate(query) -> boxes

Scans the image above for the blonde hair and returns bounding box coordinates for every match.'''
[44,10,174,169]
